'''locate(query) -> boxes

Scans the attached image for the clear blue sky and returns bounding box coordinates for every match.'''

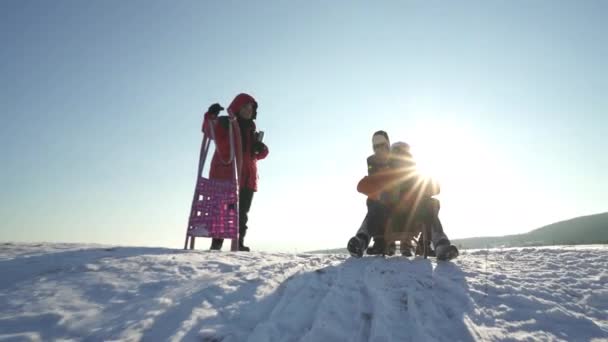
[1,0,606,252]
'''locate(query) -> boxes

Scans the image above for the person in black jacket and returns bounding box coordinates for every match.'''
[347,130,392,257]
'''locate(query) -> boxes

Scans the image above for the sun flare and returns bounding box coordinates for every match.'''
[393,120,499,238]
[402,123,471,183]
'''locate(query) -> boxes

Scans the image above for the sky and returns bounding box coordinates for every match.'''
[1,0,607,252]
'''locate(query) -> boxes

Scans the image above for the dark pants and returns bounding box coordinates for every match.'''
[366,199,389,238]
[355,199,390,248]
[238,187,254,241]
[211,187,255,248]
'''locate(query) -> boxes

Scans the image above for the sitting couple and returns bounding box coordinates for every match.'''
[347,130,459,260]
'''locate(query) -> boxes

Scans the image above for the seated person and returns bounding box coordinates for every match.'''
[349,141,459,260]
[347,130,392,258]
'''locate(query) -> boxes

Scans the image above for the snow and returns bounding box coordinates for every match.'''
[0,243,606,341]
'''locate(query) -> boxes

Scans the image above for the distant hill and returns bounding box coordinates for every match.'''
[311,212,608,253]
[452,212,608,249]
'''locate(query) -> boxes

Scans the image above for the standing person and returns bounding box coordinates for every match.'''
[202,93,269,251]
[347,131,392,257]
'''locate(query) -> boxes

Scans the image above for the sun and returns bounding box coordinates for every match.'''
[403,124,464,183]
[395,120,508,236]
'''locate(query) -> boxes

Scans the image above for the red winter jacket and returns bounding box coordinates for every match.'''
[202,93,269,191]
[357,167,440,206]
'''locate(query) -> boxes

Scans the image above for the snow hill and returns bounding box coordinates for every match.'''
[0,243,607,341]
[452,212,608,249]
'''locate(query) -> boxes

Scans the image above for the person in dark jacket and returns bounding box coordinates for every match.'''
[202,93,269,251]
[347,131,392,257]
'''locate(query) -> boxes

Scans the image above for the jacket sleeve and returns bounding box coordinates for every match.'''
[367,156,374,176]
[254,143,269,160]
[357,171,402,199]
[249,121,268,160]
[367,155,385,175]
[202,114,231,161]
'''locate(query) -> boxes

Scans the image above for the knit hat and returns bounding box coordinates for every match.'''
[390,141,410,155]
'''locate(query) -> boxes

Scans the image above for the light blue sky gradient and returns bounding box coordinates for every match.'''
[1,1,606,251]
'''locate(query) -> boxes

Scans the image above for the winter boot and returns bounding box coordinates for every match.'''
[347,236,365,258]
[238,236,250,252]
[210,238,224,251]
[386,242,397,256]
[435,240,459,261]
[400,240,413,257]
[366,237,386,255]
[415,238,436,257]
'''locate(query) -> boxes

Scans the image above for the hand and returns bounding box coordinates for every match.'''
[206,103,224,118]
[253,141,266,154]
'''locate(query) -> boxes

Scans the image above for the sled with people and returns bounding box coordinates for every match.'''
[347,132,459,261]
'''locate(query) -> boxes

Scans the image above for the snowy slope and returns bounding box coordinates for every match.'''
[0,243,606,342]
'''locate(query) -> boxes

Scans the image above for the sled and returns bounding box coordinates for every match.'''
[184,114,240,251]
[382,197,436,258]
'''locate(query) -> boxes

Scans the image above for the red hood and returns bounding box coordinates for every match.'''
[227,93,258,118]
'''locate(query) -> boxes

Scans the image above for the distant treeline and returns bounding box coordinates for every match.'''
[452,212,608,249]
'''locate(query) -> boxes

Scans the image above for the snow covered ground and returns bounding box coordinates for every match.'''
[0,243,606,342]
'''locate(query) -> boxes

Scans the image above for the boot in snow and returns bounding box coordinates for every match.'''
[415,239,436,257]
[238,237,250,252]
[400,241,413,257]
[366,238,386,255]
[386,242,397,256]
[347,236,365,258]
[435,240,459,261]
[210,238,224,251]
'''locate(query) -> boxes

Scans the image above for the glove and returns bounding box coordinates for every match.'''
[253,141,266,154]
[206,103,224,119]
